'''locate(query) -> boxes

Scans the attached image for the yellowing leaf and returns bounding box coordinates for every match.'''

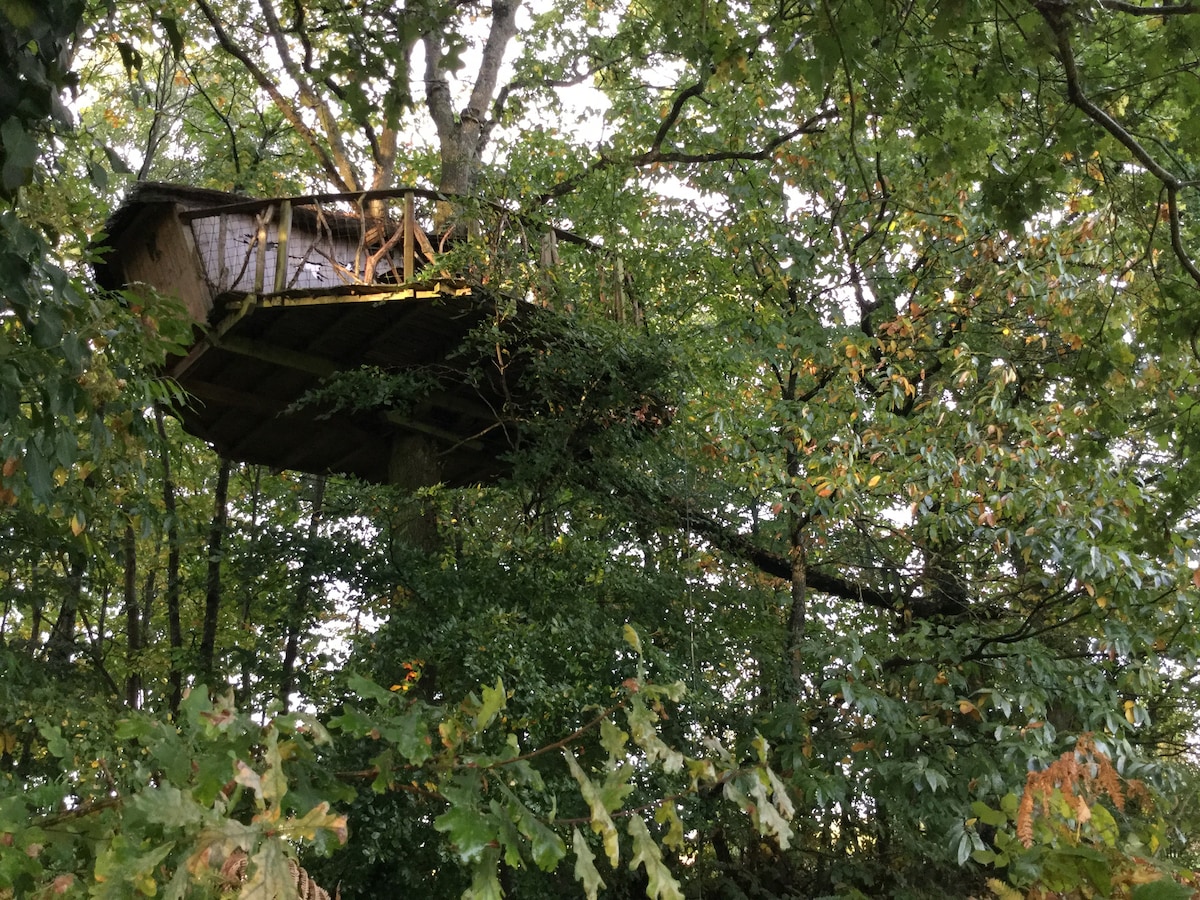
[573,827,606,900]
[627,816,684,900]
[233,760,263,799]
[622,624,642,655]
[238,841,293,900]
[867,474,881,488]
[477,677,506,730]
[278,802,349,844]
[564,751,620,867]
[1075,796,1092,824]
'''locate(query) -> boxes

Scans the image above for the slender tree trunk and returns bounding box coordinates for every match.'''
[240,466,262,706]
[784,356,809,695]
[124,521,142,708]
[199,458,231,684]
[156,410,183,714]
[787,534,807,694]
[28,564,43,658]
[46,551,86,669]
[280,475,325,711]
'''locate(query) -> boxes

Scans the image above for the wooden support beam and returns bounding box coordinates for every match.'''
[417,391,509,425]
[167,335,213,380]
[214,334,338,378]
[179,380,282,415]
[382,410,487,451]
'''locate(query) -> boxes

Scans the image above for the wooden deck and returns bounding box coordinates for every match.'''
[96,184,634,486]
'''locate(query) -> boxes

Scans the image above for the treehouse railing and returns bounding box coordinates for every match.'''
[176,188,638,324]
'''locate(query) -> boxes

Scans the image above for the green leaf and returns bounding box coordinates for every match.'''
[92,835,175,900]
[434,803,498,864]
[278,802,349,845]
[234,760,264,802]
[465,847,504,900]
[346,673,398,706]
[0,118,37,193]
[1131,880,1194,900]
[157,14,185,58]
[626,694,683,772]
[0,0,39,29]
[259,733,289,807]
[747,770,793,849]
[130,784,205,829]
[654,804,685,851]
[599,718,629,758]
[511,797,567,871]
[327,705,377,737]
[379,707,432,764]
[971,800,1009,828]
[1089,803,1118,848]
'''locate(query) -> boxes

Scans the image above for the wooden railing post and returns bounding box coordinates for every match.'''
[273,199,292,293]
[403,192,415,284]
[253,205,273,295]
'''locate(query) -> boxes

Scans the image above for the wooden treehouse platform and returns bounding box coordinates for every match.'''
[95,183,640,486]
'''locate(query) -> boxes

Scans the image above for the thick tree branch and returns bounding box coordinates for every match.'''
[1036,1,1200,288]
[194,0,353,192]
[535,109,833,205]
[425,0,520,194]
[1097,0,1198,14]
[467,0,520,126]
[611,479,903,613]
[255,0,363,191]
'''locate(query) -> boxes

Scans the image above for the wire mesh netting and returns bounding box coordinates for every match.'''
[187,194,434,294]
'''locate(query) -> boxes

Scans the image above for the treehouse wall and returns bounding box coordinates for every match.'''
[112,204,213,324]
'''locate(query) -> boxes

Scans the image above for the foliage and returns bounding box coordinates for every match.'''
[4,0,1200,898]
[967,736,1197,900]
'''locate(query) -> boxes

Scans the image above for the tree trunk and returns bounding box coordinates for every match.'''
[46,551,86,670]
[240,466,263,706]
[783,355,809,696]
[388,434,442,552]
[199,458,231,685]
[156,410,183,714]
[124,520,142,708]
[280,475,325,711]
[423,0,521,229]
[786,536,807,694]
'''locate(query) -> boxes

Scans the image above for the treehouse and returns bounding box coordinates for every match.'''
[95,182,645,487]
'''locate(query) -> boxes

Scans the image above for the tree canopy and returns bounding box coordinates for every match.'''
[3,0,1200,898]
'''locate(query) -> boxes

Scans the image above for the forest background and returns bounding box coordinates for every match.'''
[3,0,1200,897]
